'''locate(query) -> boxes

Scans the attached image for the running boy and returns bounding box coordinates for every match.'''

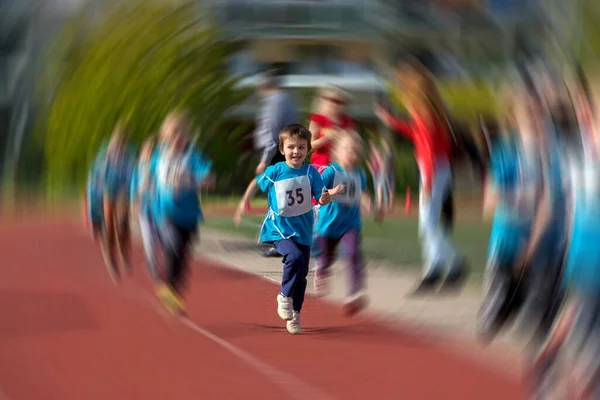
[532,69,600,398]
[130,136,159,282]
[477,88,541,341]
[150,111,215,315]
[313,134,372,315]
[85,143,108,242]
[88,124,136,283]
[234,123,345,334]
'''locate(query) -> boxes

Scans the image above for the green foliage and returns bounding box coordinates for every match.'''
[39,0,251,196]
[386,79,500,121]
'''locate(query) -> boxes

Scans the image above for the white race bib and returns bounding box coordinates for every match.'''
[274,174,313,217]
[332,169,362,205]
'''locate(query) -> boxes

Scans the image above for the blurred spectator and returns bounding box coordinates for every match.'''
[253,71,300,176]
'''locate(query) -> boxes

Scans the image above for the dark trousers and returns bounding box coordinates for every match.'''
[441,188,454,232]
[315,229,365,296]
[159,221,196,294]
[274,239,311,312]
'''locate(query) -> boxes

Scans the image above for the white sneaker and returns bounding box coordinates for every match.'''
[277,294,293,321]
[287,311,301,334]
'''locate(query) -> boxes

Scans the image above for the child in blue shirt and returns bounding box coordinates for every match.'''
[314,134,372,315]
[479,85,568,345]
[88,124,136,283]
[478,127,537,341]
[149,111,215,315]
[86,142,108,241]
[130,136,160,282]
[234,123,344,334]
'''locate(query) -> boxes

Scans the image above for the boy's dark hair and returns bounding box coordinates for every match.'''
[279,123,312,153]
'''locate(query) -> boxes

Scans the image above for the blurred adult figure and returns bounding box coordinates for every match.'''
[253,71,300,175]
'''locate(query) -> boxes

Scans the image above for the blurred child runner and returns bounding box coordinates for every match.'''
[367,136,395,222]
[530,66,600,398]
[150,111,216,315]
[374,59,467,294]
[85,146,107,242]
[130,135,159,282]
[88,124,136,284]
[477,85,546,341]
[509,66,569,346]
[308,87,355,258]
[313,134,373,315]
[234,123,345,334]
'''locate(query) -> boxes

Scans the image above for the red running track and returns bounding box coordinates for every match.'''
[0,218,525,399]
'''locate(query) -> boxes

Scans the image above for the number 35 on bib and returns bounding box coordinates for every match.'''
[274,175,313,217]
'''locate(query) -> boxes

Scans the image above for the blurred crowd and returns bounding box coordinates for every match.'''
[84,49,600,397]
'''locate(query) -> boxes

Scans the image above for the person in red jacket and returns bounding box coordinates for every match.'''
[374,59,468,294]
[308,86,356,258]
[308,86,355,171]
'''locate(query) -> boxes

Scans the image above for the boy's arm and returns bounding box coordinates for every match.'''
[235,166,274,227]
[311,167,344,205]
[518,163,550,272]
[129,167,138,211]
[234,179,259,227]
[192,153,215,190]
[519,185,550,270]
[482,177,497,220]
[360,192,372,214]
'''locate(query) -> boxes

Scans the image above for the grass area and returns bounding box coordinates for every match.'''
[204,213,492,280]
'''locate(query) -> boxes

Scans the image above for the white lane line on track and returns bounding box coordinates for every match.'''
[122,282,333,400]
[179,317,333,400]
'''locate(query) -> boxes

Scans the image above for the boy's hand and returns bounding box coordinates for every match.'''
[233,202,246,227]
[330,184,346,196]
[318,188,331,205]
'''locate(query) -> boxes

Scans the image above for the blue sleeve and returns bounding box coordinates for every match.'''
[89,152,105,184]
[310,166,325,200]
[256,165,276,193]
[320,167,334,190]
[86,162,97,196]
[124,155,136,186]
[148,151,159,179]
[359,169,367,190]
[129,166,139,202]
[489,142,516,190]
[87,159,97,182]
[191,151,213,182]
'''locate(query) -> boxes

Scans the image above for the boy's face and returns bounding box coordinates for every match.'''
[161,117,187,144]
[282,136,308,168]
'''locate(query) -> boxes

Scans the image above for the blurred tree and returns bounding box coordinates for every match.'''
[38,0,251,197]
